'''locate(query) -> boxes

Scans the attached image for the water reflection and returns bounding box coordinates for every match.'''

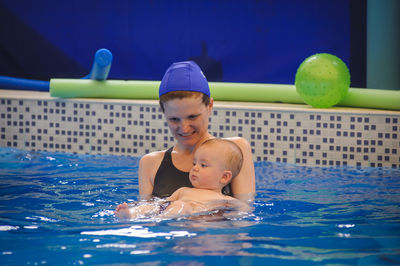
[81,225,196,238]
[172,233,252,256]
[1,148,400,264]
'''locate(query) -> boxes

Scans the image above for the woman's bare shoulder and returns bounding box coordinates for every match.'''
[225,136,251,151]
[225,136,248,143]
[139,150,167,175]
[140,150,166,164]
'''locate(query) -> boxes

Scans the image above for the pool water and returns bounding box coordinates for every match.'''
[0,147,399,265]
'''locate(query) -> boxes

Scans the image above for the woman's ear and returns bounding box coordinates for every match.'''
[220,170,232,185]
[207,98,214,114]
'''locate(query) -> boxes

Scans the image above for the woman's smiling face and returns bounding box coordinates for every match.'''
[163,95,213,148]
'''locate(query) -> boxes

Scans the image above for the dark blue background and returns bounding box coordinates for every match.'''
[1,1,364,85]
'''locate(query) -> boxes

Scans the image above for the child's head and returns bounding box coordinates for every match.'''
[189,138,243,191]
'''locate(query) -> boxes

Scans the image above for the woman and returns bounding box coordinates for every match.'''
[139,61,255,203]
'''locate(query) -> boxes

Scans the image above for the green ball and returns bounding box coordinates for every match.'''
[295,53,350,108]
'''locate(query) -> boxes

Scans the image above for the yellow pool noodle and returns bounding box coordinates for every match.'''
[50,79,400,110]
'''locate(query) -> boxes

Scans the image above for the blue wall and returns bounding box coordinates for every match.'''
[367,0,400,90]
[0,0,352,85]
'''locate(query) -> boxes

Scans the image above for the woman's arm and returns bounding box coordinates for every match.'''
[138,151,164,200]
[228,137,256,203]
[167,187,183,201]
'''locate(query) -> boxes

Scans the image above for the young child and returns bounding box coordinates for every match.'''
[115,138,251,220]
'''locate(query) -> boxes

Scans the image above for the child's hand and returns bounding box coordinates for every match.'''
[114,202,131,219]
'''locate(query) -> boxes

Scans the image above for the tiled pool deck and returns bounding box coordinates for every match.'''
[1,89,399,168]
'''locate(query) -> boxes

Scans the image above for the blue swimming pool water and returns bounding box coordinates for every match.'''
[0,147,399,265]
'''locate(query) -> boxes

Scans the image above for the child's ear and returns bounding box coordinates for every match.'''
[221,170,233,185]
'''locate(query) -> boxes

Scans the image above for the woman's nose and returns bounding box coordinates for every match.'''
[180,120,191,132]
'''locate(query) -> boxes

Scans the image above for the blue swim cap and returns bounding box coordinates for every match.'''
[159,61,210,97]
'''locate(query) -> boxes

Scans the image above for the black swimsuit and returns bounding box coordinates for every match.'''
[152,147,233,198]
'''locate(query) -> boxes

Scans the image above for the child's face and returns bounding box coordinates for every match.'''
[189,144,228,191]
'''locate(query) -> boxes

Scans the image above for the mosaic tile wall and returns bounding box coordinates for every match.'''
[1,97,399,168]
